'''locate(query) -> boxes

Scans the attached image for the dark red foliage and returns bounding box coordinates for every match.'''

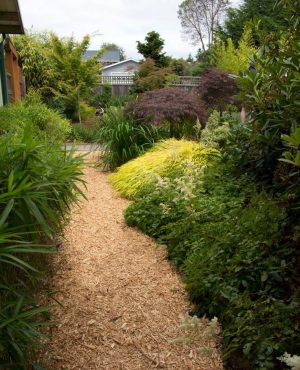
[125,87,207,127]
[197,68,239,112]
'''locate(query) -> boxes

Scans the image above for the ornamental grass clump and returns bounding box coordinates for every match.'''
[97,107,162,168]
[110,139,220,199]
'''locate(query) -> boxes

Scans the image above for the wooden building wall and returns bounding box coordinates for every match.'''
[5,38,25,103]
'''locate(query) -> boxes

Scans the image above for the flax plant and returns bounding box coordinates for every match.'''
[0,128,85,367]
[97,107,163,168]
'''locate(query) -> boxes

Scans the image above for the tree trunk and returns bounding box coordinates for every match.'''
[77,94,81,124]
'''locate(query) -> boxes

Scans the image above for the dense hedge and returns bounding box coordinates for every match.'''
[124,159,300,369]
[116,107,300,369]
[116,1,300,368]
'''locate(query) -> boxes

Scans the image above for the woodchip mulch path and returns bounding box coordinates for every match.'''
[41,157,223,370]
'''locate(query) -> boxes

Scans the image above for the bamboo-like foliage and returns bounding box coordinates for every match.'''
[0,128,85,367]
[13,31,102,122]
[0,229,54,367]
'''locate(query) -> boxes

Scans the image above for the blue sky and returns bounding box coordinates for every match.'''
[18,0,241,60]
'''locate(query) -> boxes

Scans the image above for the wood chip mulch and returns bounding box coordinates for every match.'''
[40,158,223,370]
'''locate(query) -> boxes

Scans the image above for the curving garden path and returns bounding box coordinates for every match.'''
[41,155,222,370]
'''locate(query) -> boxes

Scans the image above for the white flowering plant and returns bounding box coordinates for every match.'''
[200,110,231,149]
[279,353,300,370]
[173,315,222,368]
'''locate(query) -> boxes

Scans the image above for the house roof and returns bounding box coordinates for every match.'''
[102,59,140,70]
[84,49,120,62]
[0,0,24,34]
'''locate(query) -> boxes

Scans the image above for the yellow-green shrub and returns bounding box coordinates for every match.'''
[79,102,97,121]
[110,139,220,199]
[212,27,257,75]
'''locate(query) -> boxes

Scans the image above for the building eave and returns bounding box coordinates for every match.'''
[0,0,24,34]
[102,59,139,70]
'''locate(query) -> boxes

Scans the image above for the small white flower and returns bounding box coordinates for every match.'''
[278,353,300,370]
[160,202,171,215]
[152,173,169,189]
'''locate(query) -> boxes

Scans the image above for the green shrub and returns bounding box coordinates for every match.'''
[200,110,231,148]
[111,139,220,199]
[133,58,174,93]
[0,273,54,368]
[79,102,96,121]
[93,85,135,109]
[0,131,85,237]
[0,129,85,367]
[125,163,245,261]
[0,94,71,142]
[211,27,257,74]
[280,128,300,168]
[97,83,112,108]
[124,160,207,244]
[108,94,136,108]
[123,2,300,368]
[124,163,300,369]
[183,190,299,369]
[67,124,99,143]
[97,107,163,168]
[237,0,300,188]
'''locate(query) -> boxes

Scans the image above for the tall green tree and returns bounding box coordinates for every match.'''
[221,0,288,45]
[49,34,102,122]
[133,58,174,93]
[14,32,102,121]
[137,31,168,67]
[186,53,194,63]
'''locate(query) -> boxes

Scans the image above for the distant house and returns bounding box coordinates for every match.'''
[102,59,140,77]
[0,0,25,106]
[84,49,121,67]
[101,59,140,84]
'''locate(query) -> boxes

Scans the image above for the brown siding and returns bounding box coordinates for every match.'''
[5,38,24,103]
